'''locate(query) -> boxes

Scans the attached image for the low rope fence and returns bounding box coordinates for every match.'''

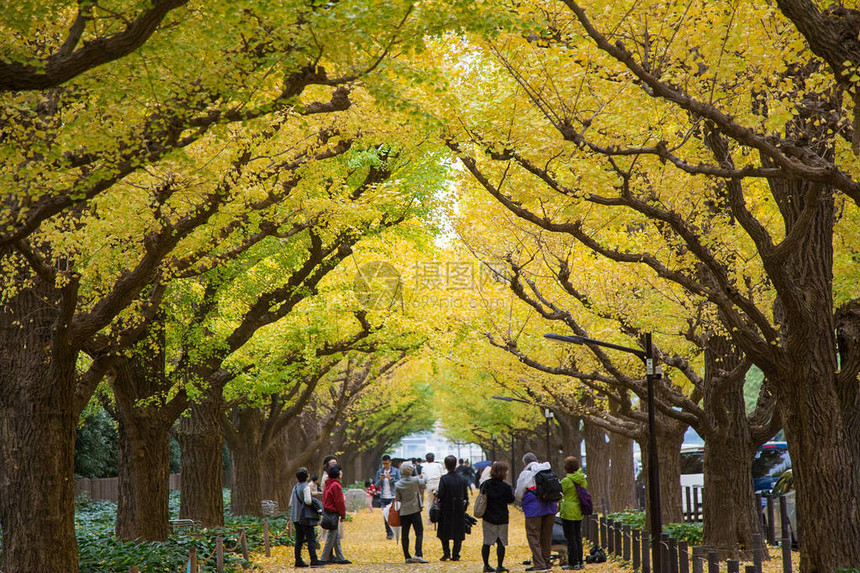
[581,493,797,573]
[121,518,294,573]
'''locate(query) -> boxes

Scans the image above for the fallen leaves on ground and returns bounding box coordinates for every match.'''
[253,509,801,572]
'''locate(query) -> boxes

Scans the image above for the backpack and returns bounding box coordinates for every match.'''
[575,483,593,515]
[533,469,563,502]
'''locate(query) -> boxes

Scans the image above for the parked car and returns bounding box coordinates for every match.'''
[678,441,792,515]
[752,441,791,493]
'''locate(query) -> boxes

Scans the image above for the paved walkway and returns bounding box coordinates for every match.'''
[254,508,626,572]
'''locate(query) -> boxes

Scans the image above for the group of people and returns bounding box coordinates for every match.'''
[290,456,352,568]
[290,450,588,572]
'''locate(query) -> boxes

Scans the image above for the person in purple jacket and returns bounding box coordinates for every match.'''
[515,453,557,573]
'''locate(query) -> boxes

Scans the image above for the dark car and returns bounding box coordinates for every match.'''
[752,441,791,493]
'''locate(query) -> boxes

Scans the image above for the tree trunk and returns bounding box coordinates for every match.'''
[556,412,583,462]
[641,415,685,525]
[608,430,635,512]
[178,394,224,526]
[112,328,182,541]
[762,165,860,571]
[0,285,79,572]
[227,408,263,517]
[700,334,765,560]
[583,421,610,513]
[115,411,171,540]
[261,429,291,506]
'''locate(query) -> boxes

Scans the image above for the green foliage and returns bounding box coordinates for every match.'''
[74,409,118,478]
[607,510,702,546]
[75,491,293,572]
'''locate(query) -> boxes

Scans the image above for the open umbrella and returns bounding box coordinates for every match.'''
[473,460,493,471]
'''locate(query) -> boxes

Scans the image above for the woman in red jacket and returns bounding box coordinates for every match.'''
[321,465,351,564]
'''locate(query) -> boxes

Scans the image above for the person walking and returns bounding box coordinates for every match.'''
[375,454,401,539]
[480,461,516,573]
[436,455,468,561]
[560,456,587,570]
[395,462,429,564]
[515,452,558,573]
[290,467,325,568]
[422,452,444,515]
[321,465,351,565]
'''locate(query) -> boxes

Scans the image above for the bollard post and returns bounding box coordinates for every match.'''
[642,533,651,573]
[707,550,719,573]
[633,529,641,571]
[685,487,693,523]
[679,541,689,573]
[778,496,789,540]
[216,535,225,573]
[189,545,198,573]
[755,494,764,536]
[693,488,701,522]
[615,522,623,558]
[241,529,250,562]
[781,536,792,573]
[752,533,763,573]
[668,537,679,573]
[623,525,631,562]
[691,546,703,573]
[263,519,271,557]
[600,516,608,550]
[727,559,739,573]
[661,534,670,573]
[766,494,776,545]
[607,519,615,555]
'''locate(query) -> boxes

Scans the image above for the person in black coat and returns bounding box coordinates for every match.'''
[480,461,516,573]
[435,455,468,561]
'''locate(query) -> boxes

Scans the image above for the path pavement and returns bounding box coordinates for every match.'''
[254,507,627,573]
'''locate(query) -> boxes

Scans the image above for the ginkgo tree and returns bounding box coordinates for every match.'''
[419,1,860,570]
[0,1,494,569]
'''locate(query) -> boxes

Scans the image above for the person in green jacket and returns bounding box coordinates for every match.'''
[559,456,588,570]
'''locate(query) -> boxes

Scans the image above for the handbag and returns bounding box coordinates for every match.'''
[301,496,323,525]
[387,501,401,527]
[428,499,440,523]
[321,510,339,530]
[473,484,488,518]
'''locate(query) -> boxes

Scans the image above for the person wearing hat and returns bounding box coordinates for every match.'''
[395,462,428,564]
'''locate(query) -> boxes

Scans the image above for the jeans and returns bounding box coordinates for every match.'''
[321,521,345,562]
[294,523,319,564]
[525,514,554,570]
[562,518,583,566]
[382,498,395,536]
[400,512,424,558]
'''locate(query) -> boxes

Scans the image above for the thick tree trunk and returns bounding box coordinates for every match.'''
[0,285,79,572]
[583,421,610,513]
[178,394,224,526]
[700,335,764,560]
[227,408,263,517]
[641,416,685,525]
[556,412,583,462]
[261,430,291,506]
[115,413,171,540]
[608,430,635,512]
[765,172,860,571]
[112,334,181,541]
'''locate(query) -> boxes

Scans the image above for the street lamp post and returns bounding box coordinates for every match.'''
[545,332,662,573]
[544,408,554,464]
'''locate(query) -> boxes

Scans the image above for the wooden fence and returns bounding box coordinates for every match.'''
[75,471,234,503]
